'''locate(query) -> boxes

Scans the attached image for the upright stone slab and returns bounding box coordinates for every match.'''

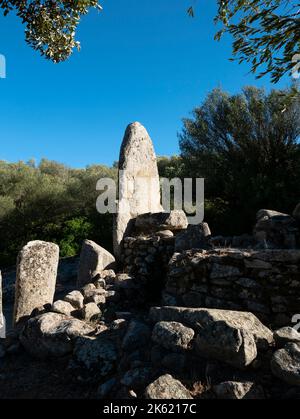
[77,239,116,287]
[0,271,4,338]
[13,241,59,325]
[114,122,162,258]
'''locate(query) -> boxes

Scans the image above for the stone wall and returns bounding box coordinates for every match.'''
[122,235,175,301]
[164,248,300,327]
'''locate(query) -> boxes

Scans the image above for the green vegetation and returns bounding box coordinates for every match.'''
[0,159,116,266]
[190,0,300,82]
[179,85,300,235]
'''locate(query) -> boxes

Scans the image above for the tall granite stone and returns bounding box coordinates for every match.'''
[114,122,162,258]
[77,239,116,287]
[13,241,59,325]
[0,271,4,338]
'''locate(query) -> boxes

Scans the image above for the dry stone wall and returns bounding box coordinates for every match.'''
[164,248,300,327]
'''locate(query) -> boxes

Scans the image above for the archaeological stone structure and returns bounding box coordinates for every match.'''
[13,240,59,325]
[1,122,300,399]
[113,122,162,259]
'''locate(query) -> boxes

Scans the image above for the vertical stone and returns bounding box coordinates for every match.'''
[13,241,59,326]
[0,271,4,338]
[114,122,162,258]
[77,239,116,287]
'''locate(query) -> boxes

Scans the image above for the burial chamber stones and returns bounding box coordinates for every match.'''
[113,122,162,259]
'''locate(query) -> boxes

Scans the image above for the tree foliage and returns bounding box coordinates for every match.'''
[0,159,116,266]
[0,0,102,62]
[189,0,300,82]
[179,85,300,234]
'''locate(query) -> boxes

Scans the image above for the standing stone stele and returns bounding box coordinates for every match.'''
[77,239,116,287]
[13,241,59,326]
[114,122,162,258]
[0,271,4,338]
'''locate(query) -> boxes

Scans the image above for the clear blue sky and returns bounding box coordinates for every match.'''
[0,0,291,168]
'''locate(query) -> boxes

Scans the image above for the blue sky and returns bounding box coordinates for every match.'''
[0,0,291,168]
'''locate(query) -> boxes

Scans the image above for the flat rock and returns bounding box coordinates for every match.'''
[20,312,95,358]
[152,321,194,352]
[145,374,192,399]
[135,210,188,233]
[271,343,300,386]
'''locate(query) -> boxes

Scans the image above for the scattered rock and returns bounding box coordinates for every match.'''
[213,381,265,399]
[81,303,101,321]
[271,343,300,386]
[84,289,106,305]
[152,321,194,352]
[145,374,193,399]
[274,327,300,348]
[52,300,75,316]
[64,291,84,309]
[20,312,95,359]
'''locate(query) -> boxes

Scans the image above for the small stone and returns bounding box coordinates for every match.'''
[82,303,101,321]
[84,289,106,305]
[157,230,174,238]
[152,321,194,352]
[64,291,84,309]
[213,381,265,399]
[81,283,96,297]
[145,374,192,399]
[274,327,300,348]
[271,343,300,386]
[52,300,75,316]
